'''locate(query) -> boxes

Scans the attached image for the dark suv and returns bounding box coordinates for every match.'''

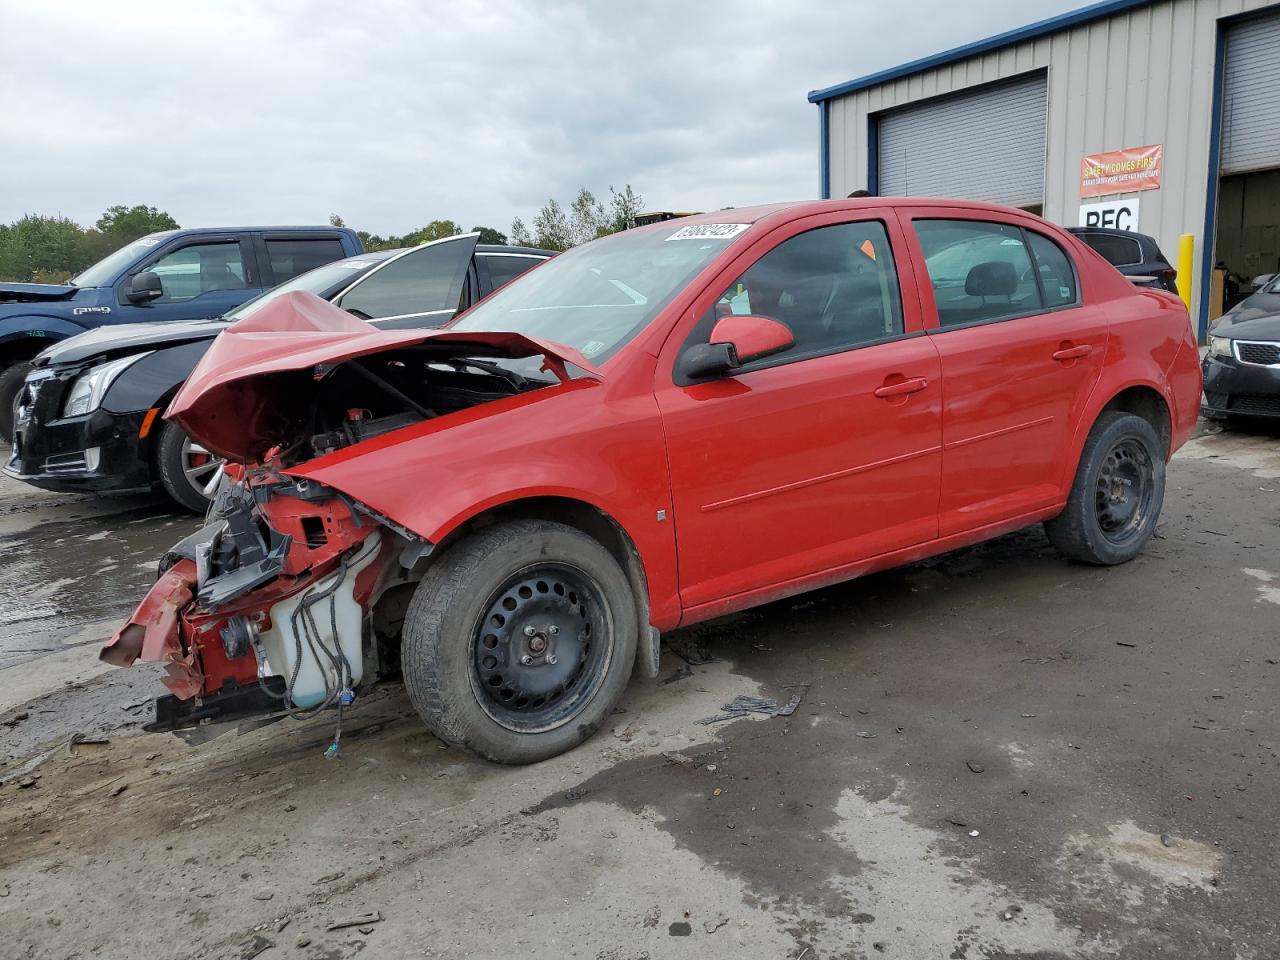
[5,234,550,509]
[1066,227,1178,294]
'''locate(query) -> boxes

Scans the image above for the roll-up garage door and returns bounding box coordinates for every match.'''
[1221,12,1280,175]
[877,72,1047,208]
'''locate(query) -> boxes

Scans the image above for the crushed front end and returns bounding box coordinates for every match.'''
[103,465,411,742]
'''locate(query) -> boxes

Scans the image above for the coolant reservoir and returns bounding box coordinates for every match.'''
[256,532,383,708]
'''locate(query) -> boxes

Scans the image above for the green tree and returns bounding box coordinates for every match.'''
[95,204,179,242]
[0,214,94,282]
[471,225,507,245]
[531,199,573,251]
[510,217,532,247]
[607,184,644,233]
[406,220,462,245]
[568,188,607,246]
[329,213,346,228]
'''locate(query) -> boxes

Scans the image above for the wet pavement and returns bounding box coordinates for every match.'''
[0,423,1278,959]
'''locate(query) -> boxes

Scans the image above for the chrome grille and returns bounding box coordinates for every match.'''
[1236,340,1280,366]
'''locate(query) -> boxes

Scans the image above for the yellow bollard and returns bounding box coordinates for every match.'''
[1177,233,1194,313]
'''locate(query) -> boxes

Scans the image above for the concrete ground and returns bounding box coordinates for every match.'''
[0,422,1277,960]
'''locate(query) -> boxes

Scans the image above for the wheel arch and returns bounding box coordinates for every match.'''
[1060,378,1174,496]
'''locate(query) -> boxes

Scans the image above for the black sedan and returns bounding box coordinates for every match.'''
[1203,290,1280,421]
[5,234,550,510]
[1066,226,1179,294]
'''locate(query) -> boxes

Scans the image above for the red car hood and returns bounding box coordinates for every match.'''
[166,291,598,462]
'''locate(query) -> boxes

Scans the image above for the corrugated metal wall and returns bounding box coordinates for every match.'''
[825,0,1280,331]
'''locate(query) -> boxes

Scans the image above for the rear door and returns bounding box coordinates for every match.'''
[338,234,479,329]
[476,252,549,297]
[903,210,1108,536]
[655,211,942,612]
[256,233,350,285]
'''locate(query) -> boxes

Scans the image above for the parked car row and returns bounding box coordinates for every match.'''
[5,234,551,508]
[92,198,1202,765]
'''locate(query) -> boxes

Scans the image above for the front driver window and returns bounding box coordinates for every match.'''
[690,221,905,366]
[146,241,248,303]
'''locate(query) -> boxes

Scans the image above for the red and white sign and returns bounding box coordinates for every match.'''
[1080,144,1163,198]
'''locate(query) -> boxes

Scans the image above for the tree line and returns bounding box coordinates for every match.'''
[0,184,645,283]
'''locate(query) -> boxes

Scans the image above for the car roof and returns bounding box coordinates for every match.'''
[477,245,552,257]
[624,197,1066,237]
[144,226,350,238]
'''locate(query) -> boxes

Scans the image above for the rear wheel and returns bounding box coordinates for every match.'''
[155,419,224,512]
[401,519,638,764]
[0,361,34,443]
[1045,411,1165,565]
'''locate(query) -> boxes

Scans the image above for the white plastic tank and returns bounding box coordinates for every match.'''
[256,531,383,708]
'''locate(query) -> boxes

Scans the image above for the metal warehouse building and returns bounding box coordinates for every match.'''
[809,0,1280,336]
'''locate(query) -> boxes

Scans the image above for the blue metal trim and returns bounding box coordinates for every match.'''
[807,0,1155,104]
[1198,22,1228,341]
[820,101,831,198]
[867,114,879,196]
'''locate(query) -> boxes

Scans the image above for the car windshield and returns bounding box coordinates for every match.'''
[448,224,747,363]
[224,257,385,322]
[70,234,174,287]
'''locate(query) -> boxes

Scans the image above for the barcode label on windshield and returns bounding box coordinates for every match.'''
[665,223,750,241]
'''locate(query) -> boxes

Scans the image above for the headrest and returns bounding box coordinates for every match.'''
[965,261,1018,297]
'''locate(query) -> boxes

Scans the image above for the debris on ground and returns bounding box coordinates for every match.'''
[108,783,128,798]
[328,911,383,931]
[855,731,877,739]
[252,889,273,901]
[296,937,312,948]
[236,934,273,959]
[67,732,110,755]
[966,761,985,774]
[703,916,728,933]
[16,775,40,789]
[315,871,345,884]
[661,751,693,766]
[660,665,694,685]
[697,693,802,725]
[1116,641,1137,648]
[2,711,28,728]
[1161,833,1174,847]
[668,921,692,936]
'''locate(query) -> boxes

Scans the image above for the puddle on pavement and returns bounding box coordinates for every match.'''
[0,501,199,670]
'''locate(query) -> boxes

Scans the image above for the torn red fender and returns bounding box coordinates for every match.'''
[101,559,204,699]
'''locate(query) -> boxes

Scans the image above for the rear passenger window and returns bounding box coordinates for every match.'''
[1026,231,1077,308]
[482,254,545,291]
[266,238,346,284]
[915,220,1041,327]
[690,221,904,366]
[1079,232,1142,266]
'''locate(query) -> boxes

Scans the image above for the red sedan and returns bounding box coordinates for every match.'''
[103,199,1202,763]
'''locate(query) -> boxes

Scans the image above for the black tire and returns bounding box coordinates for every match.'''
[155,419,223,513]
[1045,411,1166,565]
[401,519,638,764]
[0,361,34,443]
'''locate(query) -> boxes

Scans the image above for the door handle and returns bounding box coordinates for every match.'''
[1052,343,1093,362]
[874,377,929,399]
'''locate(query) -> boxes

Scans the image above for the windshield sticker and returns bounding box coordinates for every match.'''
[581,340,607,357]
[136,236,162,247]
[665,223,750,242]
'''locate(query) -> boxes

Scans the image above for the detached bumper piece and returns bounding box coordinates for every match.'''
[144,677,288,733]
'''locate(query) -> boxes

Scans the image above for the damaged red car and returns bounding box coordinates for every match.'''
[104,199,1202,763]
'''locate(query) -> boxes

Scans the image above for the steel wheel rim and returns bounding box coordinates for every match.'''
[180,435,226,497]
[1093,437,1153,545]
[469,561,613,734]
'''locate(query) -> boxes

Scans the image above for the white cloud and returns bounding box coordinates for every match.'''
[0,0,1080,236]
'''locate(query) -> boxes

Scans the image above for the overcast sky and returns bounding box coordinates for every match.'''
[0,0,1081,237]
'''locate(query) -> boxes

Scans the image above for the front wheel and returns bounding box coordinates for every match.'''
[0,361,34,443]
[155,419,225,513]
[401,519,638,764]
[1044,411,1166,565]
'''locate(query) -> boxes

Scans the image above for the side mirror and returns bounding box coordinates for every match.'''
[125,271,163,303]
[677,314,795,381]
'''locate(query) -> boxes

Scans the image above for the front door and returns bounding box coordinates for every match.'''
[655,214,942,614]
[904,213,1108,536]
[119,237,262,323]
